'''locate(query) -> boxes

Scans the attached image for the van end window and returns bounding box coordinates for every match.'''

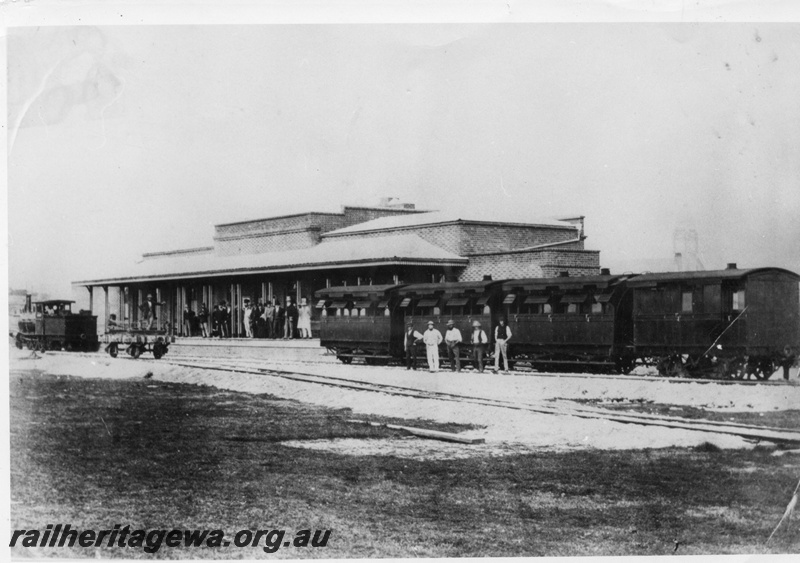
[682,291,693,313]
[732,289,746,311]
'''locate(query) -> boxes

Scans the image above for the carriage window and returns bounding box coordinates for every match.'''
[476,295,491,315]
[732,289,746,311]
[445,297,469,315]
[560,294,586,314]
[543,303,552,314]
[682,291,693,313]
[591,302,603,314]
[524,295,549,314]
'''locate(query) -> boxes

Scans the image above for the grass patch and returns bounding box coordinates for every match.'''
[10,371,800,558]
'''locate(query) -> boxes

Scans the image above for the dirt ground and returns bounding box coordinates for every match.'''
[8,350,800,556]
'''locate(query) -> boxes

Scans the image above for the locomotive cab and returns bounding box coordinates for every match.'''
[14,299,99,352]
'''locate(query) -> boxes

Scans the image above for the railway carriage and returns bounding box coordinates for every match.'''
[314,266,799,379]
[499,274,635,373]
[13,299,100,352]
[396,280,502,366]
[316,284,406,364]
[628,265,800,379]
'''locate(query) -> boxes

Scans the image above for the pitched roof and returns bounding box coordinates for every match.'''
[323,210,578,237]
[74,234,467,286]
[626,268,800,287]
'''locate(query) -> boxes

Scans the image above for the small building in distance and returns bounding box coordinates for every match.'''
[73,200,600,335]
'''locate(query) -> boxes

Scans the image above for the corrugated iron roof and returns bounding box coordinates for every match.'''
[75,234,467,286]
[323,210,577,236]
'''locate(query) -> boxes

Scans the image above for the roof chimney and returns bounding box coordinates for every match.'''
[483,274,492,281]
[600,268,610,275]
[559,271,570,277]
[727,263,737,270]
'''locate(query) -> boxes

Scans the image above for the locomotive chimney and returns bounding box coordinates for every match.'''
[726,263,737,270]
[559,271,569,277]
[600,268,610,275]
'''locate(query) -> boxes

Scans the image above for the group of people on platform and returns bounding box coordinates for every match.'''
[404,318,512,374]
[182,296,313,340]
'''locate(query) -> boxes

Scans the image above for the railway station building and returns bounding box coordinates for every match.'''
[74,201,601,336]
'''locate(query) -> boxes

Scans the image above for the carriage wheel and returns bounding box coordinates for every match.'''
[658,355,686,377]
[152,343,164,359]
[615,356,636,375]
[108,343,119,358]
[64,342,74,352]
[724,357,747,380]
[337,355,353,364]
[747,358,774,381]
[26,340,35,350]
[131,346,142,359]
[15,334,23,350]
[50,341,62,351]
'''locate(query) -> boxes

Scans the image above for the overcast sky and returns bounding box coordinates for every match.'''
[7,18,800,297]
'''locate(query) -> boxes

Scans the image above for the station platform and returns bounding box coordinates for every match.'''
[168,337,338,363]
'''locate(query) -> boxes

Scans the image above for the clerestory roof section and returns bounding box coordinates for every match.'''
[73,234,468,286]
[322,210,579,237]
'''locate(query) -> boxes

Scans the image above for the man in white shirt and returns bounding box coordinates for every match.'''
[470,320,489,373]
[444,319,463,372]
[493,318,512,373]
[422,320,443,372]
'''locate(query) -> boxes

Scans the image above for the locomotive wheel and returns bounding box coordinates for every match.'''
[108,343,119,358]
[26,340,35,350]
[15,335,23,349]
[50,341,62,351]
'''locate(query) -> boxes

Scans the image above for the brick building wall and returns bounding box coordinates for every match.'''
[458,224,581,254]
[214,206,421,256]
[216,229,321,256]
[459,249,600,281]
[323,221,582,256]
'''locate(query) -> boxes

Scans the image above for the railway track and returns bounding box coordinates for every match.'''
[154,355,800,446]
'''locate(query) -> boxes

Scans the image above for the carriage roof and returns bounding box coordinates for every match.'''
[626,268,800,287]
[500,274,625,291]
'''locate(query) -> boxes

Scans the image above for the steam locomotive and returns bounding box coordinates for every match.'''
[314,266,799,379]
[12,299,100,352]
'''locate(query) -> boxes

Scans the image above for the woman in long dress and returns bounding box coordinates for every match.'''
[297,297,312,338]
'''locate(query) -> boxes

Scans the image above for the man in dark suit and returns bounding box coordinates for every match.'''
[274,299,284,339]
[284,297,298,340]
[139,294,162,330]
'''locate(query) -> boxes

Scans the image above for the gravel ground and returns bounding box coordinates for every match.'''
[12,349,800,452]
